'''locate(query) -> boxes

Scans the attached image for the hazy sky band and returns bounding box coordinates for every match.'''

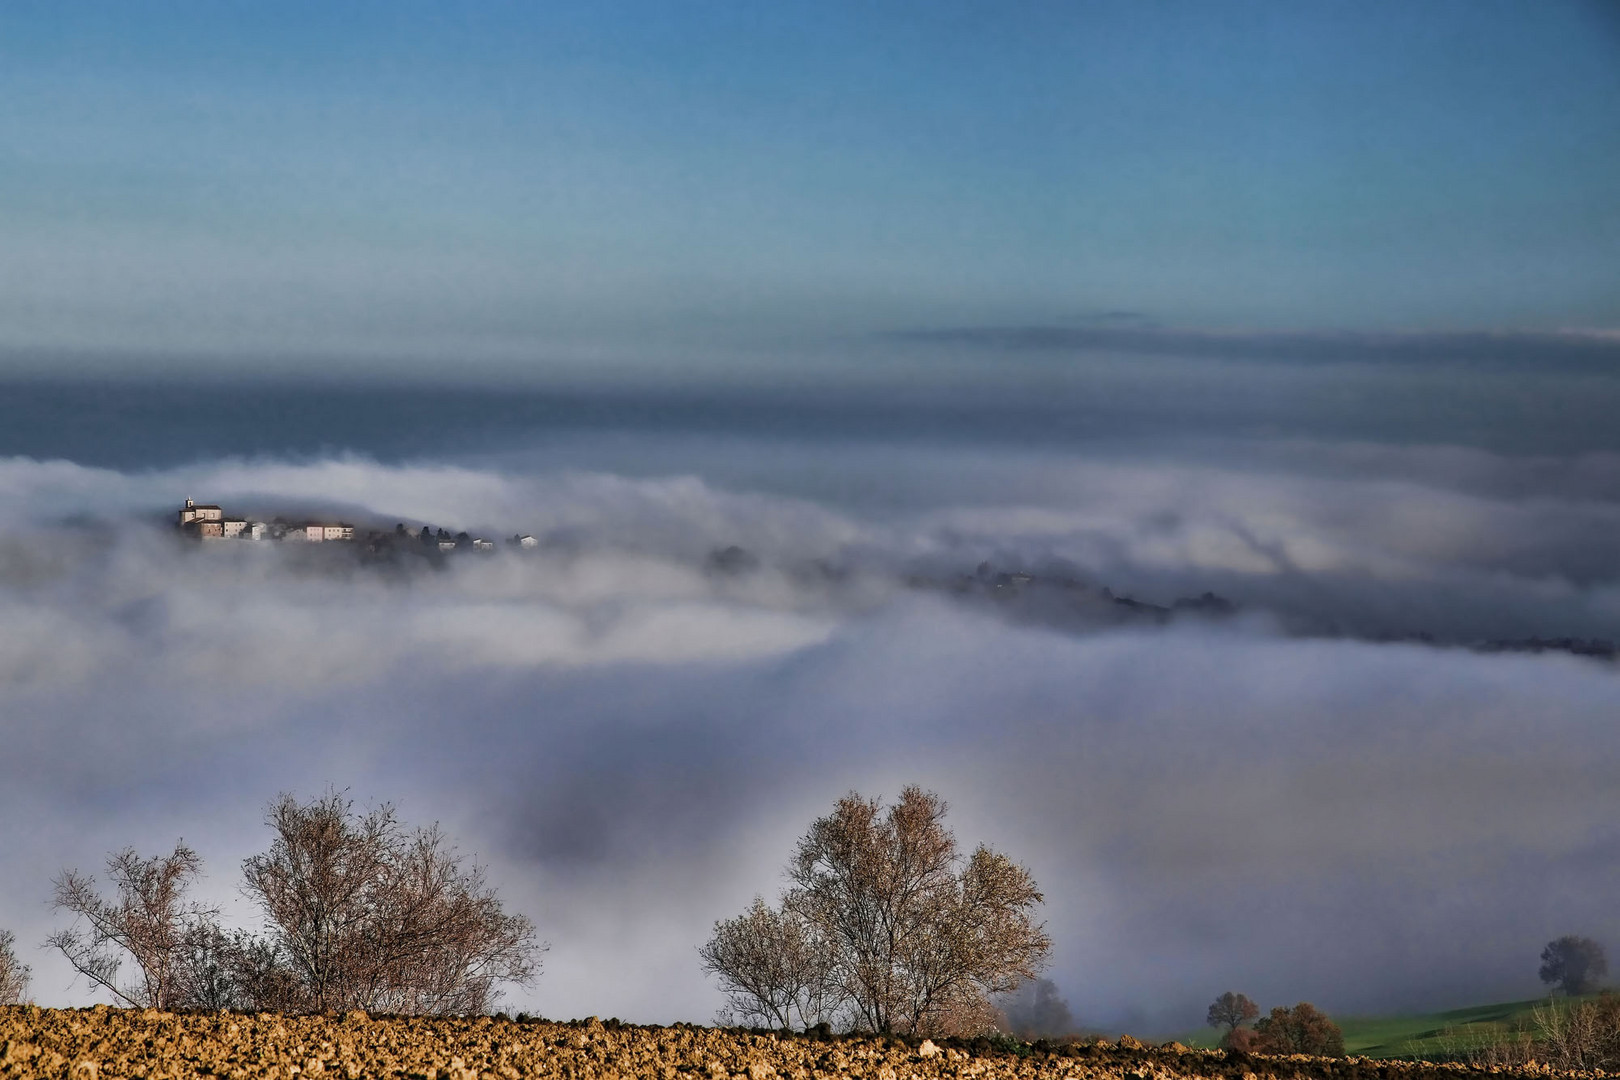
[2,1,1618,373]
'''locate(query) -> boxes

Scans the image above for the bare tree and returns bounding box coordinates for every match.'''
[700,897,836,1028]
[46,842,218,1009]
[241,792,543,1014]
[1207,991,1260,1039]
[705,786,1050,1036]
[1540,936,1608,996]
[0,929,30,1004]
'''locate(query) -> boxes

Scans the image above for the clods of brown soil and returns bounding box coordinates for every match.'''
[0,1006,1594,1080]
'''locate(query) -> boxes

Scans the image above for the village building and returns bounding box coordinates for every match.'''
[178,500,353,542]
[178,499,223,526]
[286,522,357,542]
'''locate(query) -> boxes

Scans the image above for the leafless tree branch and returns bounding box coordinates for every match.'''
[46,842,217,1009]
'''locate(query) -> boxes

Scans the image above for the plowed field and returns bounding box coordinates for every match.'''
[0,1006,1578,1080]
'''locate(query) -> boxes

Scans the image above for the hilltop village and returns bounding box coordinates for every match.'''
[176,498,538,552]
[174,501,1615,663]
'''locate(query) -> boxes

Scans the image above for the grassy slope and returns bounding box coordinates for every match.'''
[1182,997,1590,1060]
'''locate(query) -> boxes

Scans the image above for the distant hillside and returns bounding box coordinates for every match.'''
[1183,997,1593,1060]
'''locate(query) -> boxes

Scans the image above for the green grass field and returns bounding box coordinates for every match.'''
[1179,996,1595,1060]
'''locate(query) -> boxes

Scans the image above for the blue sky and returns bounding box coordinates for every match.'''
[1,1,1618,372]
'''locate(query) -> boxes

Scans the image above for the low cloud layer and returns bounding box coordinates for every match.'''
[894,324,1620,373]
[1,437,1617,1032]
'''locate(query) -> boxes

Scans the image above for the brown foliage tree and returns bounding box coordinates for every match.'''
[0,929,30,1005]
[1208,991,1260,1042]
[1540,935,1608,996]
[1252,1001,1345,1056]
[706,786,1050,1036]
[46,842,218,1009]
[241,792,543,1015]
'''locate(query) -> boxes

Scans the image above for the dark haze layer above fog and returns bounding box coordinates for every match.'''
[893,325,1620,373]
[6,327,1620,469]
[0,401,1616,1032]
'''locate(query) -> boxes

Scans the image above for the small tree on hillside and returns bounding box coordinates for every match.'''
[1207,991,1260,1042]
[703,786,1051,1036]
[1540,936,1608,996]
[0,929,30,1004]
[46,842,218,1009]
[242,792,543,1015]
[1253,1002,1344,1057]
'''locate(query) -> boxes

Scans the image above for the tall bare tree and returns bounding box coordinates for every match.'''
[1207,991,1260,1038]
[699,897,836,1029]
[705,786,1050,1036]
[46,842,217,1009]
[241,792,542,1014]
[0,929,30,1004]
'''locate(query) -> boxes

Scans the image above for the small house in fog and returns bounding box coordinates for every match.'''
[514,534,538,548]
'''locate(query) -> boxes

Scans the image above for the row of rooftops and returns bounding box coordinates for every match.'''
[178,498,354,542]
[176,499,539,550]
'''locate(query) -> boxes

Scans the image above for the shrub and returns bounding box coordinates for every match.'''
[1533,994,1620,1071]
[0,929,29,1004]
[1252,1002,1344,1056]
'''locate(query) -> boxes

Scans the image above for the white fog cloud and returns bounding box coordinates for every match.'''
[0,444,1616,1032]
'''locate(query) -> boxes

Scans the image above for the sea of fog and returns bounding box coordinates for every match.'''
[1,369,1618,1033]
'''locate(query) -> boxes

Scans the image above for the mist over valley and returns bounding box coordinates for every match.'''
[2,376,1617,1033]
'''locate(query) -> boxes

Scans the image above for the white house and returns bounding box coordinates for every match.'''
[287,522,356,542]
